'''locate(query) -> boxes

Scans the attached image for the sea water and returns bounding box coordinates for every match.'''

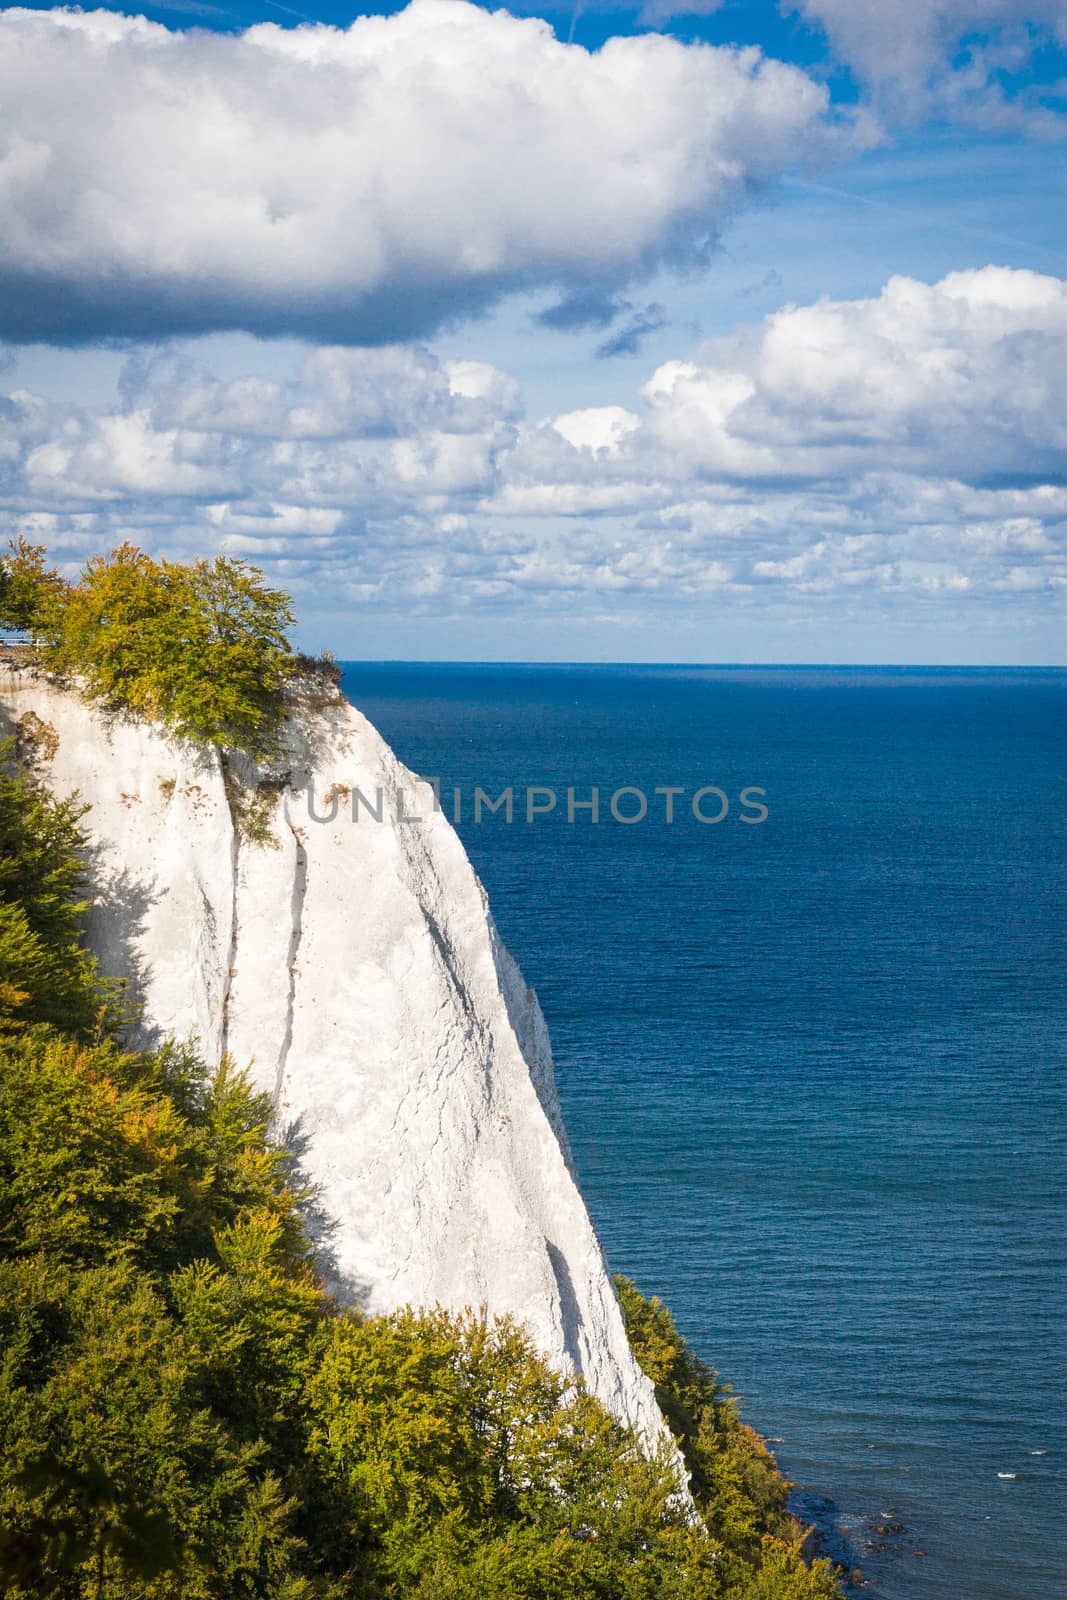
[340,663,1066,1600]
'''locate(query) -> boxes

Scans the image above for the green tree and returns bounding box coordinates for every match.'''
[45,545,295,756]
[173,1209,323,1454]
[0,761,103,1036]
[0,1031,313,1280]
[0,1029,197,1269]
[616,1274,790,1540]
[305,1306,716,1600]
[730,1537,843,1600]
[0,538,67,641]
[616,1276,843,1599]
[0,1256,319,1600]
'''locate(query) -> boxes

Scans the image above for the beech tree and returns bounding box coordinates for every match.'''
[0,538,66,642]
[306,1306,715,1599]
[44,545,296,756]
[0,762,101,1037]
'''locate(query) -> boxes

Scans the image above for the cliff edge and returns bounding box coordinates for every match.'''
[0,661,673,1455]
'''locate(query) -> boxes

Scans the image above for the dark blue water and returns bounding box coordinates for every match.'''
[340,663,1066,1600]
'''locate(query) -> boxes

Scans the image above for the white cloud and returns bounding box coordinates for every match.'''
[789,0,1067,130]
[637,267,1067,483]
[0,270,1064,634]
[0,1,831,345]
[551,407,641,454]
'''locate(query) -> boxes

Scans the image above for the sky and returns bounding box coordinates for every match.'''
[0,0,1064,661]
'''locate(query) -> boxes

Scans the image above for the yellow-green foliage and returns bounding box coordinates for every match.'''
[0,538,66,641]
[224,767,283,850]
[0,1034,309,1278]
[0,1027,329,1599]
[306,1307,714,1600]
[43,543,296,756]
[0,1255,320,1600]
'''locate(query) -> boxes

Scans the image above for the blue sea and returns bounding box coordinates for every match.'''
[339,663,1066,1600]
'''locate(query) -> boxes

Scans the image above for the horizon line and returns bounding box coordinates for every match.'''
[330,659,1067,671]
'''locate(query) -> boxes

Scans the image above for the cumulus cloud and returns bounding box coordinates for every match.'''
[490,266,1067,513]
[789,0,1067,130]
[636,267,1067,484]
[551,407,642,454]
[0,1,832,345]
[1,269,1064,630]
[2,344,519,532]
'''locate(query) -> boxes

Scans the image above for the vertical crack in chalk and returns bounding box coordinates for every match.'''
[219,755,241,1065]
[275,792,308,1108]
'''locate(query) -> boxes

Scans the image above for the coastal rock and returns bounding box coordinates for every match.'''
[0,662,675,1457]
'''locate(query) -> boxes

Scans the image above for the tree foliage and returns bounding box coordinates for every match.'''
[0,538,66,641]
[0,760,102,1036]
[0,1255,319,1600]
[41,544,296,756]
[0,1032,309,1280]
[306,1307,715,1600]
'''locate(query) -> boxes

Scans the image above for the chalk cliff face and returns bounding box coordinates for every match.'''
[0,663,673,1453]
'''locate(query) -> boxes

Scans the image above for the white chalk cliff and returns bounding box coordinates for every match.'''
[0,661,674,1456]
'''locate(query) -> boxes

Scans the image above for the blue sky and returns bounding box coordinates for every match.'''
[1,0,1064,661]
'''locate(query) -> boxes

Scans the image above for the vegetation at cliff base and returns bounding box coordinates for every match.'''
[0,616,842,1598]
[1,541,297,757]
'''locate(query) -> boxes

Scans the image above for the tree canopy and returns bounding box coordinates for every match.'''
[1,540,298,757]
[41,544,296,755]
[0,759,103,1037]
[0,539,66,642]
